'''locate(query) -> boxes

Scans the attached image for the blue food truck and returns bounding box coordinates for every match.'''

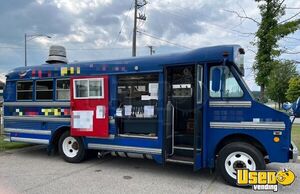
[3,45,298,185]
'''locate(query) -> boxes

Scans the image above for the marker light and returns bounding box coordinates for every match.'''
[273,137,280,143]
[273,131,282,136]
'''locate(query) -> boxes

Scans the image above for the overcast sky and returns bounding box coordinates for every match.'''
[0,0,300,90]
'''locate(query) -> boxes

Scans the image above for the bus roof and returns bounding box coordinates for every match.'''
[7,45,241,80]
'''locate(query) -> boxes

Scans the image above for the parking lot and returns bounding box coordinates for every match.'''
[0,146,299,194]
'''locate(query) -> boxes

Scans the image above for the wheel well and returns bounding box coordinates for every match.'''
[51,126,70,151]
[215,134,268,157]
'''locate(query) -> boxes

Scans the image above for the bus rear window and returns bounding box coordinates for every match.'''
[17,81,33,100]
[36,80,53,100]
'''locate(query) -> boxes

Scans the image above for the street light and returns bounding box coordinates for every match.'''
[24,33,51,66]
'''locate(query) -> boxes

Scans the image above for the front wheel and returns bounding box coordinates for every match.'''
[58,131,86,163]
[217,142,266,186]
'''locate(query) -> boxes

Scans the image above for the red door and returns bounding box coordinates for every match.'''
[70,76,109,137]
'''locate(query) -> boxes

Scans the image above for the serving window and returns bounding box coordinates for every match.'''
[17,81,33,100]
[116,74,159,137]
[36,80,53,100]
[73,78,104,99]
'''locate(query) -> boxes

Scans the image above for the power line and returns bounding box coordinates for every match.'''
[0,46,23,49]
[137,30,192,49]
[285,37,300,41]
[154,7,257,38]
[286,7,300,10]
[284,50,300,54]
[114,0,135,44]
[292,60,300,64]
[0,45,138,51]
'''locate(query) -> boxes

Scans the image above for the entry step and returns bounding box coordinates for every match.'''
[166,155,194,165]
[174,145,193,151]
[174,145,202,152]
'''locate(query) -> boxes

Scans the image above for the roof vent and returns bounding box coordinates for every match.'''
[46,45,68,64]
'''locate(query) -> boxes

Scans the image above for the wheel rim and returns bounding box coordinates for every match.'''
[62,136,79,158]
[225,151,256,179]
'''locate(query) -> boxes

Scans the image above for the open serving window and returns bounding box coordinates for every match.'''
[115,74,159,137]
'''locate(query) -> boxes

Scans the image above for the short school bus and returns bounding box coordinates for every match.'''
[3,45,298,185]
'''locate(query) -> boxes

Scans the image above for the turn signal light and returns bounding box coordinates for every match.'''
[273,137,280,143]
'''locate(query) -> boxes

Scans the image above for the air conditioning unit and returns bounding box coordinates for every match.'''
[46,45,68,64]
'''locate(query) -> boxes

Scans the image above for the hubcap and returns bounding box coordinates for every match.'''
[62,136,79,158]
[225,151,256,179]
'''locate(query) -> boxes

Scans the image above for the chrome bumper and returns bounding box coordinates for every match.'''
[290,141,299,163]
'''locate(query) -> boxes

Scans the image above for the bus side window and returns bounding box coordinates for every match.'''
[209,66,244,98]
[36,80,53,100]
[17,81,33,100]
[56,79,70,100]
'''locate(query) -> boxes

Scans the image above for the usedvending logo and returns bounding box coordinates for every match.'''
[237,169,296,192]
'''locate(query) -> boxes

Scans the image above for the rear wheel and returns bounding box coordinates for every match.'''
[217,142,266,186]
[58,131,86,163]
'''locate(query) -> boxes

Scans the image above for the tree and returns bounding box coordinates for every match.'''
[266,60,297,108]
[286,76,300,102]
[253,0,300,101]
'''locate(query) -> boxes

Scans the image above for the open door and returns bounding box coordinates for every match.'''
[70,76,109,137]
[165,65,195,165]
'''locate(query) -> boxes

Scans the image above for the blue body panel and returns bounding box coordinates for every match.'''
[3,45,292,169]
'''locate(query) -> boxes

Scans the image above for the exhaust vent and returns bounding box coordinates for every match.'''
[46,45,68,64]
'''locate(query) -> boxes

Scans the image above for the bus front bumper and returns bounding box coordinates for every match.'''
[290,141,299,163]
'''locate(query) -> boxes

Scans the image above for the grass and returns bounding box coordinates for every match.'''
[292,125,300,149]
[0,135,30,152]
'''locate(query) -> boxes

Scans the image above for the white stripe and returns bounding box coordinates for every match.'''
[209,101,252,108]
[4,128,51,135]
[87,135,115,139]
[118,134,158,139]
[4,101,70,107]
[4,116,70,122]
[10,137,49,144]
[88,143,162,155]
[210,122,285,130]
[166,158,194,165]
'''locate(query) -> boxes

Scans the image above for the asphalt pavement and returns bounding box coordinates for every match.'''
[0,146,299,194]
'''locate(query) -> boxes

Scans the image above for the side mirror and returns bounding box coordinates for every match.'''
[212,68,221,92]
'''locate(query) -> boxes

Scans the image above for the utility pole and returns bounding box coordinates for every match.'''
[132,0,147,57]
[25,33,27,67]
[148,46,155,55]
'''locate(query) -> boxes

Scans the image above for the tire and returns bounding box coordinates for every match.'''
[58,131,86,163]
[217,142,266,186]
